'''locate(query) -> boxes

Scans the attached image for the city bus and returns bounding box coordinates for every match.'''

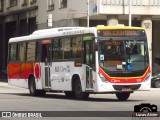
[8,26,151,101]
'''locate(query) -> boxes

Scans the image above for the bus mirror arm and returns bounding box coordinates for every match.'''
[92,64,96,71]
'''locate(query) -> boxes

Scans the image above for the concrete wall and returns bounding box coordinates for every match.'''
[99,0,160,15]
[1,0,37,13]
[37,0,48,29]
[37,0,97,27]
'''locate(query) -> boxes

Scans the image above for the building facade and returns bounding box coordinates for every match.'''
[0,0,160,75]
[0,0,37,70]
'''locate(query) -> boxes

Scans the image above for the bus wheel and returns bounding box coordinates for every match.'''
[73,79,89,100]
[116,92,130,101]
[64,91,75,98]
[29,77,46,96]
[29,77,38,96]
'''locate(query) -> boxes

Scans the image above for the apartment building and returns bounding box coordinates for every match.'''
[0,0,160,74]
[0,0,37,69]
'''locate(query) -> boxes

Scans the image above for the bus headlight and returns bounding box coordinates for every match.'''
[99,73,108,83]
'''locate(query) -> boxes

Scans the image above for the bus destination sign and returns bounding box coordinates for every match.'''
[98,30,145,37]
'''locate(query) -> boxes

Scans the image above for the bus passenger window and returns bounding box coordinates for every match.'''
[41,45,48,62]
[36,42,41,61]
[18,43,26,62]
[63,38,71,59]
[72,36,82,59]
[9,43,17,62]
[26,42,36,61]
[52,39,59,60]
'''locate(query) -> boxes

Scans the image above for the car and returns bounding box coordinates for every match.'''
[151,74,160,88]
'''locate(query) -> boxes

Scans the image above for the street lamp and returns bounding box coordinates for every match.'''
[129,0,132,26]
[87,0,90,27]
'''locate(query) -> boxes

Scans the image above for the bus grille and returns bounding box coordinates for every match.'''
[113,84,141,91]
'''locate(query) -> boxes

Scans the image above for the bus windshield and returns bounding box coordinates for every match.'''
[99,38,149,71]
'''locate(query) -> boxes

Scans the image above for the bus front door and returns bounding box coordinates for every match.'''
[42,44,52,89]
[84,40,94,90]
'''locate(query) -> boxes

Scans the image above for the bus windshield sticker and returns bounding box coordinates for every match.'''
[117,64,122,70]
[127,64,133,70]
[100,55,104,60]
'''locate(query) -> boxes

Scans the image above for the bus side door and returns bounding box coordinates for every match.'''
[84,39,94,89]
[41,41,52,89]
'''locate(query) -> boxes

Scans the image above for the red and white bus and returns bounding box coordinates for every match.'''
[8,26,151,100]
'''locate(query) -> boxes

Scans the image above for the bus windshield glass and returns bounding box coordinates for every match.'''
[98,30,149,71]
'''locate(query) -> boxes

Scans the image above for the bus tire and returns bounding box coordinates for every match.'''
[29,77,46,96]
[64,91,75,98]
[29,77,37,96]
[116,92,130,101]
[73,79,89,100]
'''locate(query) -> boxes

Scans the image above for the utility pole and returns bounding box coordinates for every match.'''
[129,0,132,26]
[87,0,90,27]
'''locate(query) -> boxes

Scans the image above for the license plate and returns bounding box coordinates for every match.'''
[122,88,132,92]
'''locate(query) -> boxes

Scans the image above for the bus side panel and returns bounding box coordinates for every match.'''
[8,63,21,79]
[35,63,43,90]
[8,62,43,89]
[50,62,96,92]
[8,63,20,87]
[50,62,72,91]
[8,63,34,89]
[50,62,84,91]
[8,63,28,88]
[21,62,34,79]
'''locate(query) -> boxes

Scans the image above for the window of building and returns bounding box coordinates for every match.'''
[48,0,54,11]
[30,0,36,5]
[0,0,4,12]
[59,0,67,8]
[10,0,17,7]
[26,42,36,61]
[22,0,28,6]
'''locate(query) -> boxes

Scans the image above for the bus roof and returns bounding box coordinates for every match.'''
[9,26,145,43]
[9,27,95,43]
[32,27,86,35]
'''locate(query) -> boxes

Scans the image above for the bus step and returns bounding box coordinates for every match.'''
[45,88,51,92]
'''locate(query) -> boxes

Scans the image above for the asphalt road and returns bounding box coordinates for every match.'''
[0,82,160,120]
